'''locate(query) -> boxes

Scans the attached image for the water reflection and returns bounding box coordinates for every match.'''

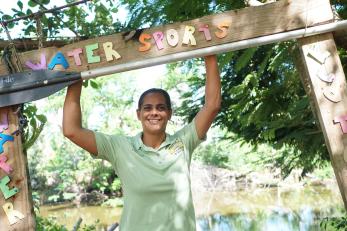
[40,185,344,230]
[197,207,330,231]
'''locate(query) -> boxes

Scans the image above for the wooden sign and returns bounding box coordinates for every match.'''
[2,0,347,229]
[298,33,347,209]
[0,108,35,230]
[0,0,333,75]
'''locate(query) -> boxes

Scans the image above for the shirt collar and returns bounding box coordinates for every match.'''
[134,132,174,151]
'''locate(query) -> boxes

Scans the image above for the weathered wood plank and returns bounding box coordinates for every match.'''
[298,33,347,209]
[0,0,333,75]
[0,107,35,230]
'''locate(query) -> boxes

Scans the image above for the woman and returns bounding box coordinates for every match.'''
[62,55,221,231]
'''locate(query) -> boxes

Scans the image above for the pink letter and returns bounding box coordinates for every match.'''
[153,31,164,50]
[67,48,83,66]
[334,115,347,133]
[0,155,12,174]
[199,25,212,41]
[25,53,47,70]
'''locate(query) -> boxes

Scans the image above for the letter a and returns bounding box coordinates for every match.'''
[48,52,69,70]
[3,202,25,225]
[0,133,14,154]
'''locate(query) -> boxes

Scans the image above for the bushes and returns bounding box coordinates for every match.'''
[36,216,98,231]
[320,216,347,231]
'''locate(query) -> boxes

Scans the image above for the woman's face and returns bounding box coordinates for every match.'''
[137,92,172,135]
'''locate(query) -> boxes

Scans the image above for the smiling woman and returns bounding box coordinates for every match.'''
[62,55,221,231]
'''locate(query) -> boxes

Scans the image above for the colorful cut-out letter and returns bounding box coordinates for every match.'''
[103,42,121,61]
[215,22,230,39]
[199,25,212,41]
[86,43,101,63]
[182,26,197,46]
[0,155,13,174]
[139,33,152,52]
[334,115,347,133]
[25,53,47,70]
[0,112,9,133]
[2,202,25,225]
[48,52,69,70]
[67,48,83,66]
[0,176,19,199]
[0,133,14,154]
[153,31,164,50]
[166,29,179,47]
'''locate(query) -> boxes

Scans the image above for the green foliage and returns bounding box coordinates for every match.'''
[27,75,140,204]
[36,215,98,231]
[102,197,124,207]
[171,42,328,176]
[23,104,47,150]
[320,216,347,231]
[197,143,229,168]
[111,178,122,192]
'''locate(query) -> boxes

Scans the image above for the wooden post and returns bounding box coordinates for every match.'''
[0,107,35,230]
[298,33,347,209]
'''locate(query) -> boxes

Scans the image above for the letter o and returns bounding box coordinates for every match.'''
[166,29,179,47]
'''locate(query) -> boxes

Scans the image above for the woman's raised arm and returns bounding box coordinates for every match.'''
[194,55,222,139]
[62,81,98,155]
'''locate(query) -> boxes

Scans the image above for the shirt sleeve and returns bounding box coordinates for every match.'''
[176,118,206,161]
[92,131,122,173]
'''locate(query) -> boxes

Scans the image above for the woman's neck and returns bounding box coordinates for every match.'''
[142,132,166,149]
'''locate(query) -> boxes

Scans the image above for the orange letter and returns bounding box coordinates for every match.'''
[139,33,152,52]
[215,22,230,39]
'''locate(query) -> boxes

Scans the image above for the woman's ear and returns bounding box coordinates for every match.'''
[136,109,141,120]
[168,109,173,120]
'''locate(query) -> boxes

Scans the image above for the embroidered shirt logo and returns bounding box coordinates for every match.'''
[167,140,184,156]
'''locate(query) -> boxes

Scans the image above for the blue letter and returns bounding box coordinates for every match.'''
[48,52,69,70]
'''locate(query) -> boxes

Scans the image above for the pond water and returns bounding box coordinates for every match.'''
[39,184,344,231]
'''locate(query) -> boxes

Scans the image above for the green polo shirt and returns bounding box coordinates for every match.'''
[93,120,203,231]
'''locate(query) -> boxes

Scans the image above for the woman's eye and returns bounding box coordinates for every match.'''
[158,106,166,111]
[143,107,151,111]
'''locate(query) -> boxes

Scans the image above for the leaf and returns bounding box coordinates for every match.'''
[28,0,38,7]
[17,1,23,10]
[36,114,47,123]
[235,47,257,72]
[90,80,99,89]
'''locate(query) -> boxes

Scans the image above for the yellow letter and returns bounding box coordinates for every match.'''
[3,202,25,225]
[103,42,121,61]
[182,26,196,46]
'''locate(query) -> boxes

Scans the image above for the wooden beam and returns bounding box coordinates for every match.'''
[0,38,76,51]
[298,33,347,209]
[0,0,333,75]
[0,107,35,230]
